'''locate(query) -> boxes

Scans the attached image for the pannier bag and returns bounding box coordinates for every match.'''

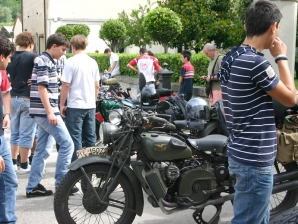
[276,116,298,164]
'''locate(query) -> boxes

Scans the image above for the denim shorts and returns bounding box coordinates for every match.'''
[10,97,37,148]
[228,157,273,224]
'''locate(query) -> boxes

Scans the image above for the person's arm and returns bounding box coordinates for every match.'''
[179,76,183,85]
[95,81,99,100]
[2,91,10,129]
[38,85,58,125]
[179,67,186,86]
[0,156,4,173]
[109,61,117,73]
[266,37,296,107]
[127,63,139,74]
[59,82,70,118]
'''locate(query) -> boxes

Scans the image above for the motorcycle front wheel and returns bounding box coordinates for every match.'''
[54,163,136,224]
[270,160,298,216]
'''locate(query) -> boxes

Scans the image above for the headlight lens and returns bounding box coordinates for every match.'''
[109,111,121,125]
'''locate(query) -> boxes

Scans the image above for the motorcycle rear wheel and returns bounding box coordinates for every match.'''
[269,206,298,223]
[54,163,136,224]
[270,161,298,216]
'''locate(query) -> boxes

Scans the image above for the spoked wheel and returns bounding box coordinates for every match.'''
[270,161,298,216]
[54,164,136,224]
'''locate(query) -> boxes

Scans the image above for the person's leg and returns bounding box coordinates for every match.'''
[82,108,96,147]
[0,135,18,223]
[29,127,38,165]
[26,119,52,193]
[10,98,20,169]
[228,157,273,224]
[65,108,84,162]
[18,99,37,172]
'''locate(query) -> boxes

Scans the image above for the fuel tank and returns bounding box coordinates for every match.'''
[100,100,122,118]
[140,133,192,161]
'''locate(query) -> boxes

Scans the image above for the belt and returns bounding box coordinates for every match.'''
[146,81,155,84]
[11,96,30,99]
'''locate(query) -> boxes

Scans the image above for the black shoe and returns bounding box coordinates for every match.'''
[55,186,79,195]
[26,183,53,198]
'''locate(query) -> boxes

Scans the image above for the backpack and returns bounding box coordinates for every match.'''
[276,116,298,164]
[158,95,188,121]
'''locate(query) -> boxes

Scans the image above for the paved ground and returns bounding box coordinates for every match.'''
[6,128,234,224]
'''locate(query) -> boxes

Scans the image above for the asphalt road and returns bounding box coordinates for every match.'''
[7,129,234,224]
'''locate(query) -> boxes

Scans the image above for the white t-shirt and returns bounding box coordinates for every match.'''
[110,52,120,77]
[62,54,100,108]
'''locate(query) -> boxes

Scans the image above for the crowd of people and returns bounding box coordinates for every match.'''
[0,1,296,224]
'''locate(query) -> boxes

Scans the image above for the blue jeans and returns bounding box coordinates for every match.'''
[65,108,96,162]
[26,115,74,191]
[10,97,37,148]
[228,157,273,224]
[0,135,18,223]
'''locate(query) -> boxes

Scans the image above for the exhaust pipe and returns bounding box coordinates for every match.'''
[192,178,298,210]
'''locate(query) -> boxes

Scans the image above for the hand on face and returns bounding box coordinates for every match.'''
[269,37,287,58]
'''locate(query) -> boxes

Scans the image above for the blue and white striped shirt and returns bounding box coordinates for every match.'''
[218,46,279,166]
[29,52,60,117]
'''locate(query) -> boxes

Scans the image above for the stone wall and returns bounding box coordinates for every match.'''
[115,76,207,100]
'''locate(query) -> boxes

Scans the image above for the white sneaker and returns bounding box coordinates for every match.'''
[13,164,18,172]
[18,164,31,174]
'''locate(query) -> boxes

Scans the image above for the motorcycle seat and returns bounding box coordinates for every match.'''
[187,134,228,153]
[174,120,204,131]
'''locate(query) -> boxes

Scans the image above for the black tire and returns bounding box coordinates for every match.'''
[269,206,298,223]
[270,161,298,216]
[54,163,137,224]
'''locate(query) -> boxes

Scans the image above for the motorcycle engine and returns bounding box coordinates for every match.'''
[177,168,217,204]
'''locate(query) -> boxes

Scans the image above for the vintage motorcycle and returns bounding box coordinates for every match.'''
[54,74,298,224]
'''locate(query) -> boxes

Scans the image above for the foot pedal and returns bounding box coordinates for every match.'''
[192,204,222,224]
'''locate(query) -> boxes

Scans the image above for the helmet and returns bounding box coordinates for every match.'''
[141,86,158,105]
[186,97,208,120]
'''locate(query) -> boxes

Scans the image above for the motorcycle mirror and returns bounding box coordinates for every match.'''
[139,73,146,91]
[157,100,170,111]
[127,87,131,91]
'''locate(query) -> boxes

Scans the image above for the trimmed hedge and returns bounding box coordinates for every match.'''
[66,52,210,86]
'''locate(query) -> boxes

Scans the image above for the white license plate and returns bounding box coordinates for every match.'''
[76,146,108,158]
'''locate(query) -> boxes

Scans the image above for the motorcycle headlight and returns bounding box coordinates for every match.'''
[109,110,122,125]
[99,122,121,145]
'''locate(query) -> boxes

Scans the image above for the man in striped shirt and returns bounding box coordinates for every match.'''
[179,50,194,101]
[218,1,296,223]
[26,33,74,198]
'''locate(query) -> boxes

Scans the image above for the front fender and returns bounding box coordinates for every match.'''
[68,155,144,216]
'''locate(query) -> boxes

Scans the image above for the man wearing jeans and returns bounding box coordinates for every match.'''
[60,35,100,161]
[0,36,18,223]
[26,33,74,197]
[218,1,296,223]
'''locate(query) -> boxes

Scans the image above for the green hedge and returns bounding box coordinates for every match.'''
[66,52,210,86]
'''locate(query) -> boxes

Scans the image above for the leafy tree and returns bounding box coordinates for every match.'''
[0,7,12,23]
[0,0,21,22]
[55,25,73,41]
[118,0,154,49]
[72,24,90,37]
[99,19,127,52]
[143,7,182,53]
[160,0,245,52]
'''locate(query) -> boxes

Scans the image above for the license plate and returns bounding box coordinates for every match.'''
[76,146,108,158]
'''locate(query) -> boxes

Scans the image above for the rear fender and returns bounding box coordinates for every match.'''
[204,120,218,135]
[68,156,144,216]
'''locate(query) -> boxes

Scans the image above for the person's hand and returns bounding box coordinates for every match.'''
[2,114,10,129]
[200,76,207,80]
[60,106,67,119]
[27,79,32,86]
[0,156,5,173]
[269,37,287,58]
[47,113,58,126]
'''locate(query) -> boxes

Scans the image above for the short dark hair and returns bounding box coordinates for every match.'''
[0,36,14,58]
[148,50,154,56]
[139,47,147,54]
[245,0,282,37]
[181,50,191,61]
[46,33,70,50]
[104,48,111,53]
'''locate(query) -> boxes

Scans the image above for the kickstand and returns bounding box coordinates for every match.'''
[192,204,222,224]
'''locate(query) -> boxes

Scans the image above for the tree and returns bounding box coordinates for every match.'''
[99,19,127,52]
[55,25,73,41]
[0,0,21,22]
[0,7,12,23]
[72,24,90,37]
[143,7,182,53]
[118,0,154,49]
[160,0,245,52]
